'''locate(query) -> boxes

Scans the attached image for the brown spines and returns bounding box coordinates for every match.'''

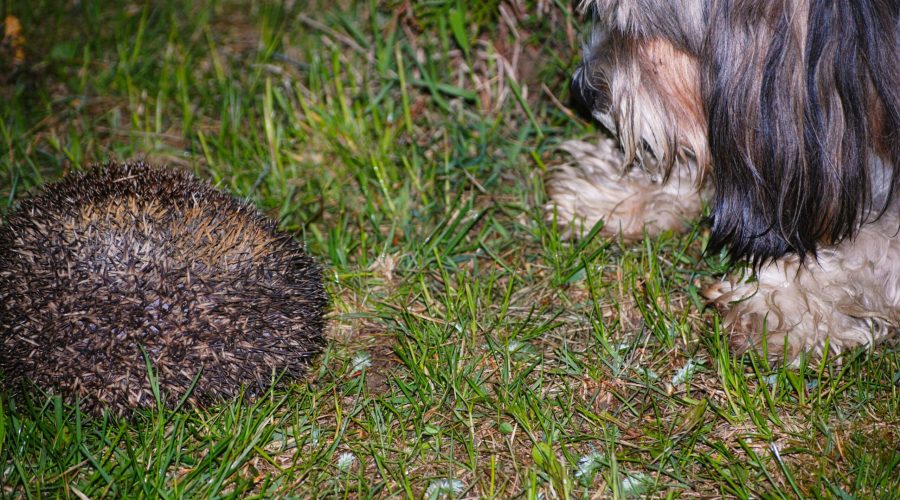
[0,162,326,417]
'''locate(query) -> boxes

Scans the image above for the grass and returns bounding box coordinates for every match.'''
[1,0,899,497]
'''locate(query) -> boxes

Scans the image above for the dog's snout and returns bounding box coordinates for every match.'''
[569,63,610,122]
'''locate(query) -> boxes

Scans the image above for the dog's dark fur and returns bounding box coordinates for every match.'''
[573,0,899,262]
[550,0,900,358]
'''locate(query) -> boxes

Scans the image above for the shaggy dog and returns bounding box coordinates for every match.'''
[547,0,899,359]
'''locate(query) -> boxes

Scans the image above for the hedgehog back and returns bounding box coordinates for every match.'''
[0,163,326,416]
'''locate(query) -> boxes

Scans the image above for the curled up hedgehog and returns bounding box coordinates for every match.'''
[0,162,327,417]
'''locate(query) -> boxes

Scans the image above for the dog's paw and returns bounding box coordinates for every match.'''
[546,139,703,241]
[702,277,796,358]
[704,257,892,361]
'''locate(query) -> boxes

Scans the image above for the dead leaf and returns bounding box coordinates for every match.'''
[3,15,26,66]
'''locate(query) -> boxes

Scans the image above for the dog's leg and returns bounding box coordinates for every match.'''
[704,213,900,360]
[546,138,705,240]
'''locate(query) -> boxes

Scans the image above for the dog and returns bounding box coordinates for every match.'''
[548,0,899,359]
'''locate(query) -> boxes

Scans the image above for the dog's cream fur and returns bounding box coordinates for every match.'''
[549,138,704,241]
[549,0,900,359]
[704,210,900,358]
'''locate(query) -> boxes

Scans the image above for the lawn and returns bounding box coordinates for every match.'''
[1,0,898,497]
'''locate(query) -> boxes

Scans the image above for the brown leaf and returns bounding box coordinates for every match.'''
[3,15,26,65]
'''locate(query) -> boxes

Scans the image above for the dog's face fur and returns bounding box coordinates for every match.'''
[572,0,900,264]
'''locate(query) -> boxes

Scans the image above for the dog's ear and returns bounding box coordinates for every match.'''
[702,0,900,264]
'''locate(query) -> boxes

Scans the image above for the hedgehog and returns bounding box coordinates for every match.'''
[0,162,327,417]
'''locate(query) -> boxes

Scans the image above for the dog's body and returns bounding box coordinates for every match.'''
[549,0,900,358]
